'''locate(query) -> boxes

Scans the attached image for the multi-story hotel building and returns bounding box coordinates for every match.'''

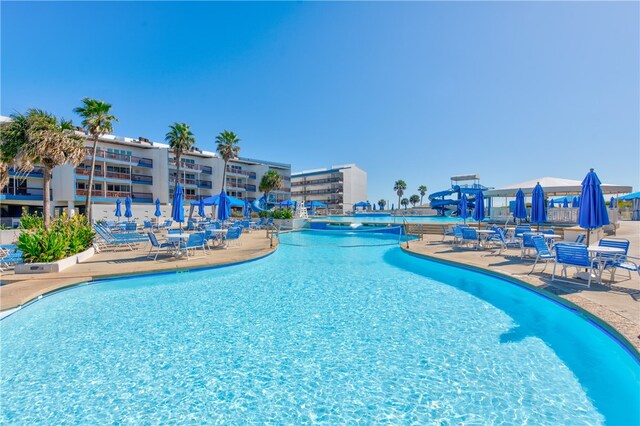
[291,164,367,214]
[0,120,291,224]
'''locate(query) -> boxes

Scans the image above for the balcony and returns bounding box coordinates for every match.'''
[201,165,213,174]
[197,180,212,189]
[8,166,45,178]
[246,184,257,192]
[226,167,257,179]
[170,192,198,201]
[85,148,153,168]
[132,174,153,185]
[292,188,342,196]
[76,168,130,181]
[226,181,245,190]
[169,160,210,173]
[75,189,153,202]
[295,177,342,186]
[1,187,45,200]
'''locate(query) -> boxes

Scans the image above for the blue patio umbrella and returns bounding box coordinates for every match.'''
[563,198,569,208]
[198,197,206,217]
[572,196,579,208]
[531,182,547,230]
[114,199,122,221]
[243,200,251,218]
[549,199,555,208]
[609,196,616,209]
[171,184,184,232]
[154,199,162,217]
[513,189,527,222]
[124,196,133,221]
[578,168,609,245]
[459,194,469,223]
[373,204,376,211]
[472,191,485,225]
[379,202,384,211]
[217,190,230,222]
[391,203,395,210]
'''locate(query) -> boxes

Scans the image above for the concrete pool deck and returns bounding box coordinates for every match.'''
[403,221,640,351]
[0,231,277,312]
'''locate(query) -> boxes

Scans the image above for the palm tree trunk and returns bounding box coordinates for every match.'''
[221,160,227,192]
[397,195,401,212]
[420,195,424,205]
[85,136,98,223]
[43,165,51,229]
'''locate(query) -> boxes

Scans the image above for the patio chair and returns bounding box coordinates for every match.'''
[441,224,455,243]
[593,238,631,283]
[224,227,243,247]
[124,222,138,232]
[529,235,554,274]
[187,220,197,231]
[143,220,153,230]
[178,232,208,259]
[0,247,23,271]
[460,228,479,249]
[514,225,532,238]
[493,228,521,254]
[552,243,597,287]
[146,232,175,260]
[452,226,464,245]
[520,233,538,258]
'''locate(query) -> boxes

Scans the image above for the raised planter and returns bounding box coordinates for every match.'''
[273,218,307,230]
[15,246,95,274]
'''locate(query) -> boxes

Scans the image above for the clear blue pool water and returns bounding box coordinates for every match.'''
[1,231,638,424]
[317,215,462,224]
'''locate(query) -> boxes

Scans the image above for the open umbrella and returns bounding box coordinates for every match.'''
[472,191,485,227]
[459,194,469,224]
[115,199,122,221]
[198,197,206,218]
[578,169,609,245]
[154,199,162,217]
[124,196,132,221]
[531,182,546,230]
[172,184,184,232]
[217,190,230,222]
[572,197,579,208]
[513,189,527,223]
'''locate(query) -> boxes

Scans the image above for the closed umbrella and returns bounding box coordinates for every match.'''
[609,196,616,209]
[549,199,555,208]
[578,168,609,245]
[373,204,376,211]
[513,189,527,223]
[217,190,230,222]
[572,197,579,208]
[171,184,184,232]
[562,198,569,208]
[459,194,469,224]
[244,199,251,218]
[198,197,206,218]
[115,199,122,222]
[124,196,133,221]
[472,191,485,227]
[391,204,395,210]
[531,182,546,230]
[154,199,162,217]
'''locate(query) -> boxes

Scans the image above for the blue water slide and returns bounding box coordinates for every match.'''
[251,199,267,213]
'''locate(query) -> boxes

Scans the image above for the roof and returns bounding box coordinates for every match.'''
[292,164,359,177]
[484,176,632,197]
[451,174,480,181]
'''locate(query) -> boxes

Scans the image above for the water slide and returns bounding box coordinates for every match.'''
[251,195,269,213]
[429,185,480,216]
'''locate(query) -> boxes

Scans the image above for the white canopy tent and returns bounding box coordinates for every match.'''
[484,177,632,198]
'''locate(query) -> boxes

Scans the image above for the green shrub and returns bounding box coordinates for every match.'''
[19,210,44,230]
[272,208,293,219]
[17,213,95,263]
[258,210,270,218]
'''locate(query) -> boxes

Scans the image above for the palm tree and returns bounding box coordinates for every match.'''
[215,130,240,192]
[0,109,84,228]
[378,199,386,210]
[259,170,282,207]
[418,185,428,205]
[165,123,196,189]
[401,198,410,210]
[410,194,420,207]
[74,98,118,223]
[394,180,407,211]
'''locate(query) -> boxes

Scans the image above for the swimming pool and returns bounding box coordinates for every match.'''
[316,215,462,224]
[1,231,638,424]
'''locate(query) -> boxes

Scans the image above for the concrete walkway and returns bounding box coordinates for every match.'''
[404,221,640,350]
[0,231,276,311]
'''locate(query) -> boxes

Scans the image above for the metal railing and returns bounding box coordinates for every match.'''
[85,148,153,167]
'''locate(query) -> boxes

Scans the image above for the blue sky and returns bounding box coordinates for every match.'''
[2,1,638,203]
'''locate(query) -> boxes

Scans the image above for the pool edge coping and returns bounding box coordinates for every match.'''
[0,245,278,320]
[400,245,640,363]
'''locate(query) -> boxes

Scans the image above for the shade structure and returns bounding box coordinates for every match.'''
[115,199,122,219]
[530,183,547,226]
[549,199,555,208]
[191,194,245,208]
[513,189,527,221]
[619,191,640,201]
[472,191,485,223]
[354,201,370,210]
[578,169,609,239]
[562,198,569,208]
[633,198,640,221]
[197,197,206,217]
[572,197,580,208]
[243,200,251,218]
[459,194,469,223]
[154,199,162,217]
[484,176,632,197]
[171,184,184,226]
[217,190,230,222]
[124,196,133,220]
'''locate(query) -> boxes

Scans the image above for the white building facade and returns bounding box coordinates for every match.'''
[1,126,291,224]
[291,164,367,214]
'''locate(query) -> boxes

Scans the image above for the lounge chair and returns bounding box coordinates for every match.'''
[514,225,532,238]
[0,246,23,271]
[552,244,597,287]
[147,232,175,260]
[178,232,208,259]
[492,228,520,254]
[224,227,243,247]
[452,226,464,245]
[460,228,479,249]
[441,225,455,243]
[529,235,554,274]
[94,225,146,251]
[520,233,538,258]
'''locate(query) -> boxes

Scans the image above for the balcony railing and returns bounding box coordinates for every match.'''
[292,188,341,196]
[226,167,257,179]
[8,166,45,178]
[169,160,211,173]
[132,174,153,185]
[198,180,212,189]
[2,187,45,197]
[85,148,153,168]
[295,177,342,186]
[75,189,153,201]
[246,184,257,192]
[170,192,199,200]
